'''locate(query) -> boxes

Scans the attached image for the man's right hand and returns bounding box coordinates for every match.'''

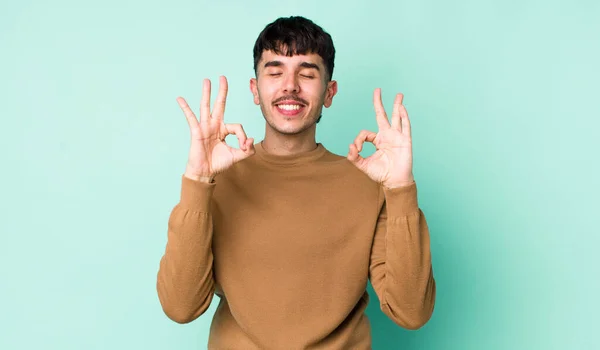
[177,76,255,182]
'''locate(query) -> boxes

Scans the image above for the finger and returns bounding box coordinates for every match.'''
[176,97,198,129]
[230,138,256,162]
[347,143,368,172]
[353,130,377,153]
[224,123,255,161]
[391,93,403,129]
[373,88,390,129]
[200,78,211,123]
[212,75,228,121]
[244,138,255,151]
[224,123,248,150]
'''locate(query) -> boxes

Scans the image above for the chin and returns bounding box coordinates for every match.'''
[271,125,309,136]
[266,118,315,136]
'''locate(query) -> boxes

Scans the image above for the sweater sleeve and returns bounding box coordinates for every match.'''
[368,182,436,330]
[156,175,216,324]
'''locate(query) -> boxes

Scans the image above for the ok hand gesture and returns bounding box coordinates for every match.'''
[178,76,255,181]
[347,89,415,188]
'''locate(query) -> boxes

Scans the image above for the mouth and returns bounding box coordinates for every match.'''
[274,102,306,117]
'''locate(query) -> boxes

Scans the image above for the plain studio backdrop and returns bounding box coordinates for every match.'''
[1,0,598,349]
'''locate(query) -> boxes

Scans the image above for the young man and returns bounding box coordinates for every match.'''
[157,16,436,349]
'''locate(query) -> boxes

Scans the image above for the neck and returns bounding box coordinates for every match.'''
[262,125,318,156]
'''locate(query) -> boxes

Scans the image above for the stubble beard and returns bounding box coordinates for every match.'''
[257,90,325,136]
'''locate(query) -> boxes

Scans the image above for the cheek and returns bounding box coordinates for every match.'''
[309,81,328,98]
[256,86,274,106]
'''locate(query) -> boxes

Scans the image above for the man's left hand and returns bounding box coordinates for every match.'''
[347,88,415,189]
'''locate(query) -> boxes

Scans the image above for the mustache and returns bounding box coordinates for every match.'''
[273,95,308,105]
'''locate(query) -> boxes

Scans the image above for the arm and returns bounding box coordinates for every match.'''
[156,175,216,324]
[368,182,436,330]
[158,75,254,323]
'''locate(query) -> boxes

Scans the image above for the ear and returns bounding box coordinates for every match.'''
[323,80,338,108]
[249,78,260,105]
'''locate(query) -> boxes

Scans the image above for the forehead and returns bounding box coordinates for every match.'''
[258,50,325,68]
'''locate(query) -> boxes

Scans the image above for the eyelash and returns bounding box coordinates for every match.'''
[268,73,315,79]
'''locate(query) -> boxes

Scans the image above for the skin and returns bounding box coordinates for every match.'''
[347,89,415,188]
[250,50,337,156]
[177,49,415,188]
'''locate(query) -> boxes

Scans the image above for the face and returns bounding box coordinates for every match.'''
[250,50,337,135]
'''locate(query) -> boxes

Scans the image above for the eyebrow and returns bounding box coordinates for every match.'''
[263,60,321,71]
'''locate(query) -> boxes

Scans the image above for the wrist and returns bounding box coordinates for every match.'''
[383,180,415,189]
[184,171,214,183]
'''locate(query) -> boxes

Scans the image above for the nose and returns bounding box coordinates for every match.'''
[282,74,300,94]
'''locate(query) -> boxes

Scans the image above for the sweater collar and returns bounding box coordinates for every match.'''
[254,140,328,165]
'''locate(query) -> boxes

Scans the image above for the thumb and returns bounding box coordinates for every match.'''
[231,138,255,162]
[347,143,368,171]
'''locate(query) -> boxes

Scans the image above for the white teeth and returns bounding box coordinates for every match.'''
[277,104,301,110]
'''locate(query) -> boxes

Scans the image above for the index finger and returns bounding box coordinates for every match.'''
[373,88,390,129]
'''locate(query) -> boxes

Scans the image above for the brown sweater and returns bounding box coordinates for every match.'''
[156,141,436,349]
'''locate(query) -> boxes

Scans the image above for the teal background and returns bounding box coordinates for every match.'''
[1,0,598,349]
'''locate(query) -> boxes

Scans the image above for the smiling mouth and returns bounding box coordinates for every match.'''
[275,103,306,116]
[277,103,303,110]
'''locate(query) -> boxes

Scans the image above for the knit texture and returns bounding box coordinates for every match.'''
[157,141,436,349]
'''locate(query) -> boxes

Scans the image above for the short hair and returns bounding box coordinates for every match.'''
[253,16,336,81]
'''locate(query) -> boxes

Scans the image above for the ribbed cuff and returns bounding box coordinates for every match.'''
[179,175,216,212]
[382,182,419,216]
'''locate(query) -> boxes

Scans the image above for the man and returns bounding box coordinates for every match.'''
[156,16,436,349]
